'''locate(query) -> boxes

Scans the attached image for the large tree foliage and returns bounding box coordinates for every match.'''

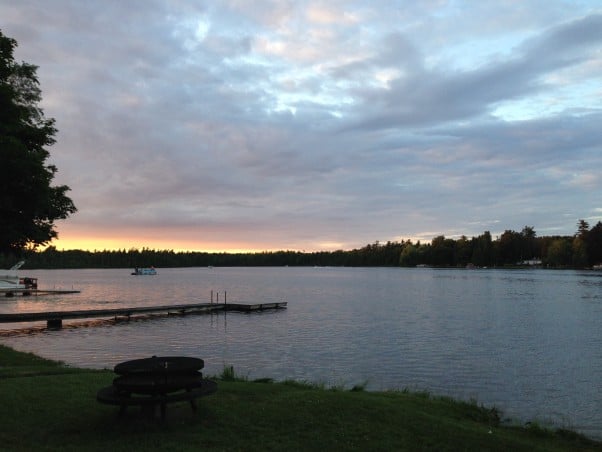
[0,29,76,255]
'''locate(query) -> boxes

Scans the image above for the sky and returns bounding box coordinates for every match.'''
[2,1,601,252]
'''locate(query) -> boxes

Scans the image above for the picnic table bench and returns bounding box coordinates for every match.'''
[96,356,217,419]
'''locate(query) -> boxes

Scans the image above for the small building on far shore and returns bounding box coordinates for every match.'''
[518,258,542,266]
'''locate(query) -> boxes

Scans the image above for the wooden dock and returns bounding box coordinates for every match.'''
[0,301,287,328]
[2,288,81,297]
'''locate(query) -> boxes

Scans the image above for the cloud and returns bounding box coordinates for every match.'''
[1,1,600,250]
[350,13,602,131]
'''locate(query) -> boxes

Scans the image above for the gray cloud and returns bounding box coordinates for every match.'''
[352,14,602,131]
[2,1,600,250]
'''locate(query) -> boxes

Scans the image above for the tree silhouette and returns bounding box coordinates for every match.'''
[0,29,76,254]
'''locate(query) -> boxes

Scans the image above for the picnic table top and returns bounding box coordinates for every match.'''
[114,356,204,376]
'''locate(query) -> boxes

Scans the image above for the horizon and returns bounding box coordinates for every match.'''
[41,220,589,254]
[2,1,601,252]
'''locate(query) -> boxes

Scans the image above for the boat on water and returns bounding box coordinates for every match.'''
[0,261,38,296]
[131,267,157,276]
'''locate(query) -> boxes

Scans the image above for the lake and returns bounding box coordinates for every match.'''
[1,266,601,437]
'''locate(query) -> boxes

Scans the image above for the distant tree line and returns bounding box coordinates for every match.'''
[1,220,600,270]
[399,221,601,268]
[0,242,405,269]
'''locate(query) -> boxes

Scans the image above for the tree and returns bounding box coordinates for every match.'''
[577,219,590,240]
[471,231,493,267]
[454,235,472,267]
[399,243,418,267]
[430,235,455,266]
[0,30,76,255]
[546,238,572,267]
[498,230,523,264]
[572,237,588,268]
[587,222,602,266]
[521,226,537,259]
[575,219,591,267]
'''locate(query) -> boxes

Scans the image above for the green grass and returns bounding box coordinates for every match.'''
[0,345,600,451]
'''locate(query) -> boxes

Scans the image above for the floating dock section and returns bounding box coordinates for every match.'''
[0,301,287,328]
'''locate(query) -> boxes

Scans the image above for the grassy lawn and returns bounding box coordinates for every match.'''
[0,345,600,451]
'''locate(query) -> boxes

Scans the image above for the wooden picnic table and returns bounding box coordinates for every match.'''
[97,356,217,419]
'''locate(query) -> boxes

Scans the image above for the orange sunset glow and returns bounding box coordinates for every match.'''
[49,223,350,254]
[51,231,273,253]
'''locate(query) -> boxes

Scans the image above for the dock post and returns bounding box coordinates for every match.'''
[211,290,213,304]
[225,291,227,305]
[47,318,62,329]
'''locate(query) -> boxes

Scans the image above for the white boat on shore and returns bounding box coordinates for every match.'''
[0,261,38,295]
[131,267,157,275]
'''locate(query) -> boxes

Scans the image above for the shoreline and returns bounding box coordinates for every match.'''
[1,344,600,451]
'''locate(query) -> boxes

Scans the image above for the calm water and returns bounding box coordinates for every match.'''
[1,267,601,437]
